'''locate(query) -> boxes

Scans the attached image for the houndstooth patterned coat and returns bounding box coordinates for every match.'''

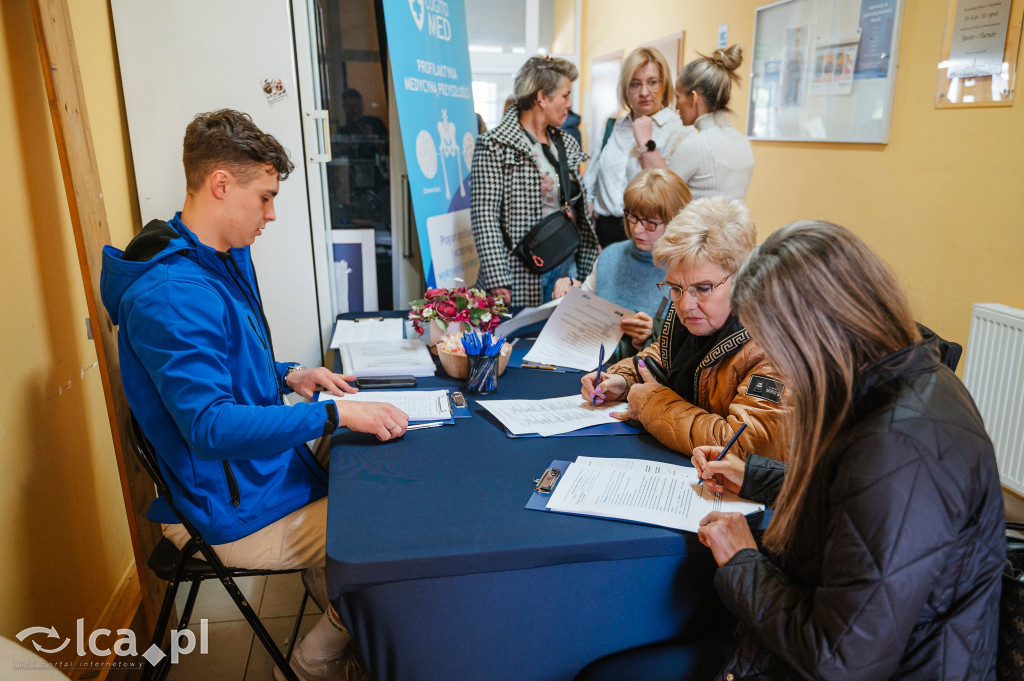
[470,106,599,306]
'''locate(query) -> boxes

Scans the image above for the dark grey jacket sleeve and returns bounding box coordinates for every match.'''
[738,454,787,506]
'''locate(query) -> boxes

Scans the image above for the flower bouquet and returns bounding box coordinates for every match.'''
[408,286,510,347]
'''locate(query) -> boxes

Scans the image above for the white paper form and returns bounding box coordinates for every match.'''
[522,287,630,371]
[476,394,623,436]
[495,297,561,338]
[546,457,763,532]
[319,390,451,422]
[338,340,436,377]
[329,318,405,349]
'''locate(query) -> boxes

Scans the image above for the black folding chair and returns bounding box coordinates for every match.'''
[126,413,309,681]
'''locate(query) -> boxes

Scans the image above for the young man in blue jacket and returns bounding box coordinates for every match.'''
[101,109,407,680]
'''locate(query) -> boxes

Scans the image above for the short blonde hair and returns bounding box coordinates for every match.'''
[513,56,578,112]
[652,196,755,274]
[621,169,691,244]
[618,47,673,113]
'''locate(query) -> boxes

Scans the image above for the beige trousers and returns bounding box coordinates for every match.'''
[163,437,330,570]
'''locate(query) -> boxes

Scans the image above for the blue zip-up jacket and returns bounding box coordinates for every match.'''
[101,214,333,544]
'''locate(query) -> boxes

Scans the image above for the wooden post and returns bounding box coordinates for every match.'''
[30,0,163,632]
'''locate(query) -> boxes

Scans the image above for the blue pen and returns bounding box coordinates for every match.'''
[698,423,747,486]
[592,343,605,406]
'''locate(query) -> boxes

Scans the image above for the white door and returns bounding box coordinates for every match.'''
[110,0,332,368]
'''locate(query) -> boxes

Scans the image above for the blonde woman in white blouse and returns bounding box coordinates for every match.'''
[647,45,754,201]
[583,47,690,248]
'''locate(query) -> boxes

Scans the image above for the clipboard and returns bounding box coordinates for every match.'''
[525,460,571,512]
[316,389,462,425]
[525,459,769,531]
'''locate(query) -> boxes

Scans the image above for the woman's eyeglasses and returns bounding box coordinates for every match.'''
[657,273,733,302]
[624,211,664,232]
[628,78,663,92]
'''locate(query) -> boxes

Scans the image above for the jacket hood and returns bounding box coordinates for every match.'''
[101,218,193,324]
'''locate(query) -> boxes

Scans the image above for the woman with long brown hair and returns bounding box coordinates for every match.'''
[577,221,1004,681]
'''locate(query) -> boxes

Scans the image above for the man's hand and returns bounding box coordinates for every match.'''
[691,446,745,495]
[338,401,409,441]
[698,512,758,566]
[286,367,358,399]
[620,311,654,347]
[490,288,512,306]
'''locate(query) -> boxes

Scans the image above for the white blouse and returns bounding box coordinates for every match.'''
[666,111,754,201]
[583,107,691,218]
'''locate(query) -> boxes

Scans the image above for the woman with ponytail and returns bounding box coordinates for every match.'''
[578,222,1004,681]
[663,45,754,200]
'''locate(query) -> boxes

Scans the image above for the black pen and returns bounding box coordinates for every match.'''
[697,423,747,486]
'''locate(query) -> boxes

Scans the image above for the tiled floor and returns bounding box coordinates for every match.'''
[163,572,321,681]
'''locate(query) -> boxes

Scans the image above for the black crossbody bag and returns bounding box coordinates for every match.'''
[503,133,582,274]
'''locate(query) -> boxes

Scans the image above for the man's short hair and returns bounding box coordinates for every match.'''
[182,109,294,192]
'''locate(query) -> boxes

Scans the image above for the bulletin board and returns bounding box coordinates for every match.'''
[935,0,1023,108]
[747,0,906,143]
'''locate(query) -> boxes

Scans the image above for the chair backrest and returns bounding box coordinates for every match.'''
[125,412,217,558]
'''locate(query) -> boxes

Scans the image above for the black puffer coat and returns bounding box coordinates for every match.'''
[713,337,1005,681]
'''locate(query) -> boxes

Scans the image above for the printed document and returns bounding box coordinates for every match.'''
[319,390,450,422]
[477,394,624,436]
[338,339,436,377]
[546,456,763,532]
[522,287,630,371]
[495,297,560,338]
[329,318,405,349]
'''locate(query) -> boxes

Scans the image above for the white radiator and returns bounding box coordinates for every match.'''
[963,303,1024,496]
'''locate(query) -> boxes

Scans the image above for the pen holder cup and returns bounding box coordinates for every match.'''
[439,343,511,380]
[465,355,500,394]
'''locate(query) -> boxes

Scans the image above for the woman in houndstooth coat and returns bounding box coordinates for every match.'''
[471,57,599,307]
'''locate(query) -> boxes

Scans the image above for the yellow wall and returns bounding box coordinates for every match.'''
[580,0,1024,348]
[0,0,137,664]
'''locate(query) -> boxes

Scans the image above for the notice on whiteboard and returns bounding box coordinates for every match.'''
[947,0,1011,78]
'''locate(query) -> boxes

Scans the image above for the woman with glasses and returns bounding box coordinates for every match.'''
[584,47,690,248]
[647,45,754,201]
[471,56,599,306]
[582,196,784,457]
[553,169,691,361]
[577,222,1003,681]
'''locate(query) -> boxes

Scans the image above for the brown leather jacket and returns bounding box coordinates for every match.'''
[606,305,786,459]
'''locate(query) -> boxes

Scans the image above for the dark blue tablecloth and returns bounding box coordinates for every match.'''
[326,322,733,681]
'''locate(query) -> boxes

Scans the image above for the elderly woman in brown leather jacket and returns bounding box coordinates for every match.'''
[581,196,784,458]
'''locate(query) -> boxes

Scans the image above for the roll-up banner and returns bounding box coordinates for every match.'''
[383,0,480,288]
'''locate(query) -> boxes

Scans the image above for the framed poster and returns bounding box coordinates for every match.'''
[747,0,906,143]
[331,229,378,314]
[935,0,1023,108]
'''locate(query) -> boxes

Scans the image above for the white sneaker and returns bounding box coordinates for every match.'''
[272,639,367,681]
[301,567,329,613]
